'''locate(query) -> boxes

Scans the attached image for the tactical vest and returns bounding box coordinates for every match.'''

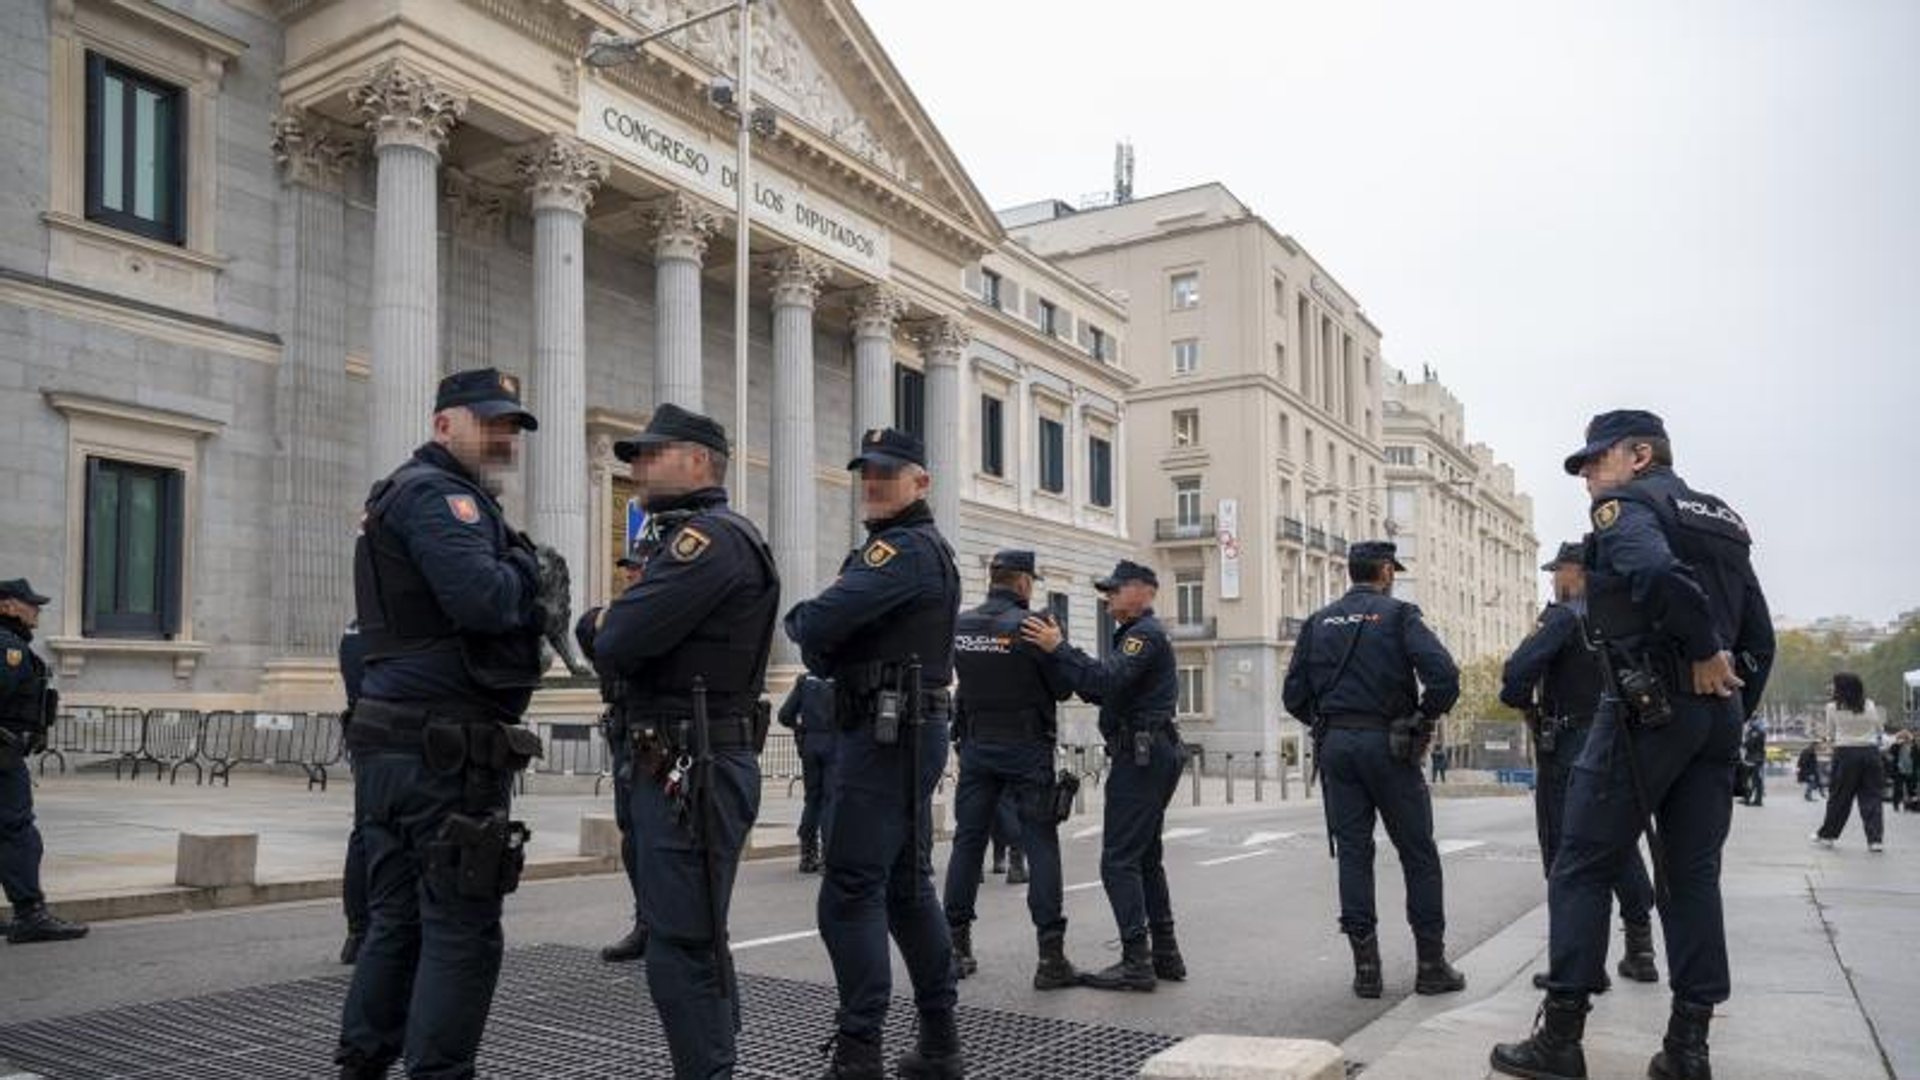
[620,508,780,719]
[0,625,48,729]
[1586,469,1756,659]
[954,597,1055,743]
[831,522,960,686]
[1540,608,1602,720]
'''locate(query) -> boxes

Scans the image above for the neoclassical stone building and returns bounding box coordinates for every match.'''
[0,0,1134,716]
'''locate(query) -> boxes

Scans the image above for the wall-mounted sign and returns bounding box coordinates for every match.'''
[1217,498,1241,601]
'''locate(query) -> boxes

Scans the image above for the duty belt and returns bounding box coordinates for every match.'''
[839,689,953,730]
[964,709,1047,743]
[348,697,515,750]
[625,712,762,754]
[1542,713,1594,732]
[1321,713,1394,731]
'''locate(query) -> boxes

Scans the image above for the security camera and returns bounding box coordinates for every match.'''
[708,77,737,110]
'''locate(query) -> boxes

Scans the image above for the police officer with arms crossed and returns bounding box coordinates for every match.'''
[786,428,964,1080]
[942,549,1083,989]
[1500,539,1658,993]
[0,579,88,945]
[1282,540,1466,1000]
[576,543,653,964]
[1020,559,1187,993]
[777,671,836,875]
[1492,410,1773,1080]
[584,403,781,1080]
[337,368,552,1080]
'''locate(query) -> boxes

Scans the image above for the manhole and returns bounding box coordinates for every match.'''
[0,943,1177,1078]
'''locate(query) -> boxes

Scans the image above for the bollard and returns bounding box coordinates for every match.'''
[1254,750,1265,802]
[1224,752,1236,804]
[1189,748,1203,806]
[175,832,258,889]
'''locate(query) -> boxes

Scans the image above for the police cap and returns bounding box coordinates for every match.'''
[0,578,50,606]
[1348,540,1408,572]
[1563,409,1667,475]
[846,427,926,471]
[435,367,538,431]
[1094,559,1158,592]
[990,550,1035,575]
[1540,540,1587,571]
[614,403,732,462]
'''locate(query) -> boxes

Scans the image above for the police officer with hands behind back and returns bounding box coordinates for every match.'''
[1020,559,1187,993]
[0,578,87,945]
[1492,410,1774,1080]
[785,427,964,1080]
[1500,539,1658,994]
[337,368,552,1080]
[942,549,1082,990]
[1282,540,1465,1001]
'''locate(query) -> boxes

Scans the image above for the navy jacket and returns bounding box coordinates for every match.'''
[1283,585,1460,723]
[783,501,960,686]
[1049,609,1177,739]
[954,589,1075,741]
[1499,603,1602,720]
[777,673,836,734]
[0,616,50,732]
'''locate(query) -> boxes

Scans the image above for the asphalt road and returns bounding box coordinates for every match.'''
[0,794,1545,1045]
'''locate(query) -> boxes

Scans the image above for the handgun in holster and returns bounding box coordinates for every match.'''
[1051,770,1081,823]
[434,809,529,900]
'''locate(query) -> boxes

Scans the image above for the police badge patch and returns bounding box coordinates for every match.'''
[445,495,481,524]
[1121,637,1145,656]
[863,539,898,568]
[4,649,21,668]
[1592,499,1620,531]
[672,527,712,562]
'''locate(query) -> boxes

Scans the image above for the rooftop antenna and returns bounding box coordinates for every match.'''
[1113,140,1135,204]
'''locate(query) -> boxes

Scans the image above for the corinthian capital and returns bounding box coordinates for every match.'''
[770,248,832,309]
[270,109,362,191]
[441,170,510,240]
[518,136,608,216]
[850,285,907,340]
[348,60,467,155]
[913,316,971,362]
[648,193,718,262]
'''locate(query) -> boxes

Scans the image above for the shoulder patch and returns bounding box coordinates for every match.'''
[863,539,899,568]
[1592,499,1620,531]
[1121,636,1145,656]
[4,649,20,668]
[671,527,712,562]
[445,494,481,525]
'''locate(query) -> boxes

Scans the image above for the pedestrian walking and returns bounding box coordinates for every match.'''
[1811,673,1887,853]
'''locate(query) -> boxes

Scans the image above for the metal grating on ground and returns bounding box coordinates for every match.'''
[0,943,1178,1079]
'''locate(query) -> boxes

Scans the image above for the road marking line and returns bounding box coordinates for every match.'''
[1242,830,1295,847]
[1161,827,1208,842]
[1198,849,1274,867]
[1071,826,1104,840]
[1438,839,1486,855]
[732,929,819,951]
[1064,881,1103,893]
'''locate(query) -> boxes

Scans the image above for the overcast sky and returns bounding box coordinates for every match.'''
[858,0,1918,624]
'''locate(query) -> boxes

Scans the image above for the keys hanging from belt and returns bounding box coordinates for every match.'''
[664,752,695,832]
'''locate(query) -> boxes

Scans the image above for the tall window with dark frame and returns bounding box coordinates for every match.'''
[1037,299,1058,337]
[1096,599,1115,659]
[1037,416,1066,494]
[1088,434,1113,508]
[1047,591,1071,642]
[85,52,185,245]
[980,268,1002,309]
[84,458,184,638]
[893,364,925,441]
[979,394,1005,477]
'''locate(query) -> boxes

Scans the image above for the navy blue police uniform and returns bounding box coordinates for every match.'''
[1282,540,1463,998]
[0,579,86,944]
[777,672,837,873]
[1493,410,1775,1080]
[784,428,963,1079]
[1044,560,1186,991]
[941,550,1079,988]
[339,622,371,963]
[337,369,548,1080]
[1499,542,1656,991]
[587,405,781,1079]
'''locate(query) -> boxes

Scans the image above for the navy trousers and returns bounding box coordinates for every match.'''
[797,729,835,844]
[336,751,513,1080]
[942,740,1063,934]
[0,753,44,910]
[819,720,956,1041]
[1535,723,1654,926]
[1099,729,1182,943]
[630,749,759,1079]
[1546,694,1740,1003]
[609,734,645,919]
[1321,726,1446,942]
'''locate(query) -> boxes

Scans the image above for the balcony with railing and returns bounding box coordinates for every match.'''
[1277,616,1306,641]
[1168,618,1218,641]
[1277,516,1305,544]
[1154,514,1217,543]
[1307,526,1328,550]
[1330,535,1349,556]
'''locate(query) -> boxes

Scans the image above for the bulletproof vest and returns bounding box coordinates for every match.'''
[1540,607,1602,719]
[1304,590,1417,720]
[624,507,781,718]
[352,458,542,692]
[1588,469,1756,655]
[954,594,1055,742]
[0,622,48,727]
[831,521,961,685]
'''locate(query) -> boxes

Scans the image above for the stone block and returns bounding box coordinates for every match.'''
[579,814,622,859]
[1138,1035,1343,1080]
[174,832,258,889]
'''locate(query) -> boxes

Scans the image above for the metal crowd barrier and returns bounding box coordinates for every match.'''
[132,708,205,785]
[201,711,345,791]
[33,705,145,777]
[31,708,346,790]
[761,730,804,796]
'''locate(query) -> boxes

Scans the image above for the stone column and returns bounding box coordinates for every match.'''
[649,193,717,411]
[915,317,970,539]
[440,170,508,373]
[349,61,466,481]
[770,249,830,660]
[849,285,904,539]
[520,136,607,624]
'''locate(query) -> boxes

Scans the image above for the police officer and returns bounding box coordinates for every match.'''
[1282,540,1464,1000]
[1492,411,1774,1080]
[777,671,836,874]
[1020,560,1186,993]
[942,550,1081,990]
[339,620,370,965]
[0,579,87,945]
[576,544,654,965]
[585,403,780,1079]
[336,368,552,1080]
[785,428,963,1080]
[1500,540,1657,992]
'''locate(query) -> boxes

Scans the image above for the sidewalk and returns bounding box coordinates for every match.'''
[1344,795,1914,1080]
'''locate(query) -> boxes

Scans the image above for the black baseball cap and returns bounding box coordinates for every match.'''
[990,550,1035,575]
[435,367,537,430]
[846,427,926,471]
[1094,560,1158,592]
[614,403,731,462]
[0,578,50,606]
[1349,540,1408,572]
[1540,540,1587,571]
[1563,409,1666,475]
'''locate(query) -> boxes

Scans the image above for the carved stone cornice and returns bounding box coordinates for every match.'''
[518,135,609,216]
[348,60,468,155]
[647,192,718,262]
[850,285,906,340]
[769,247,831,309]
[441,170,511,240]
[269,109,362,192]
[912,316,971,362]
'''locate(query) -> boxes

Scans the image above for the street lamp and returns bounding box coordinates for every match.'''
[582,0,759,503]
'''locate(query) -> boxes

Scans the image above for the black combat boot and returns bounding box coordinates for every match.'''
[335,1050,392,1080]
[799,836,823,874]
[819,1032,884,1080]
[1617,919,1660,983]
[1150,922,1188,981]
[1415,936,1467,994]
[950,921,978,979]
[896,1008,965,1079]
[1006,849,1029,885]
[6,903,88,944]
[1532,969,1609,994]
[1489,993,1590,1080]
[1079,936,1156,992]
[1033,929,1079,990]
[599,921,648,963]
[1348,933,1384,999]
[991,846,1007,875]
[339,924,366,965]
[1647,999,1714,1080]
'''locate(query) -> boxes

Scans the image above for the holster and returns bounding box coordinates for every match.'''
[1051,770,1080,823]
[0,729,23,771]
[1388,716,1428,764]
[429,808,529,900]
